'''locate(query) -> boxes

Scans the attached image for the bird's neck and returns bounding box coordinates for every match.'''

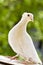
[18,18,29,31]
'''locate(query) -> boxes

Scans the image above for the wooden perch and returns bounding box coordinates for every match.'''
[0,56,24,65]
[0,56,41,65]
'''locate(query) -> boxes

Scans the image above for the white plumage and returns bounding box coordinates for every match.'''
[8,12,42,64]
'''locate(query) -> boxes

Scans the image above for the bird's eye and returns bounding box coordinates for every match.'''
[27,14,30,16]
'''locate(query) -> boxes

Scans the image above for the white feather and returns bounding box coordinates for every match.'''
[8,12,42,65]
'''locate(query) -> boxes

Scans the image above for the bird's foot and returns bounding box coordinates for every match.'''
[10,54,19,60]
[22,58,37,65]
[28,57,37,64]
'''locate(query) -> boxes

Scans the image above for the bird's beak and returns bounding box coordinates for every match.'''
[30,16,34,22]
[31,18,33,22]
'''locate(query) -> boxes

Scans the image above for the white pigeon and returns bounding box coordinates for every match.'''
[8,12,42,65]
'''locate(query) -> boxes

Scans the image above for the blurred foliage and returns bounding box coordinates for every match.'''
[0,0,43,60]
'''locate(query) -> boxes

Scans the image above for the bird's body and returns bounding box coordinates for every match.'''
[8,12,42,64]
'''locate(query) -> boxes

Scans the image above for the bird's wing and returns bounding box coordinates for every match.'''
[19,31,42,64]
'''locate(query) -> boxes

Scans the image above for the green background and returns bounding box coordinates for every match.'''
[0,0,43,62]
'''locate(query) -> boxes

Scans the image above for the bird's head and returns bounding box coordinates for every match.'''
[22,12,33,22]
